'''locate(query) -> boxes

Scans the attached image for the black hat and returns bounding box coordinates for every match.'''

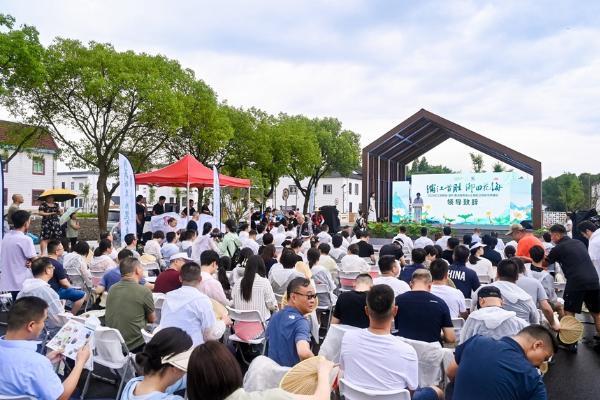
[477,285,502,300]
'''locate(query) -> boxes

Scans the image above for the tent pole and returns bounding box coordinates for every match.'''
[186,182,190,220]
[247,187,251,222]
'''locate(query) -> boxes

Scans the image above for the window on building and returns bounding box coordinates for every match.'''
[70,182,75,190]
[169,197,174,204]
[61,182,66,189]
[3,189,7,206]
[79,182,84,190]
[355,183,359,195]
[32,157,45,175]
[32,189,44,206]
[349,202,352,213]
[348,184,352,195]
[1,158,7,173]
[323,184,332,195]
[289,185,297,194]
[358,203,362,213]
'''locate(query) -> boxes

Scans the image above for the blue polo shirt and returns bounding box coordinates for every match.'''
[453,335,547,400]
[400,263,424,283]
[0,338,64,398]
[265,306,311,367]
[100,267,147,291]
[448,262,480,298]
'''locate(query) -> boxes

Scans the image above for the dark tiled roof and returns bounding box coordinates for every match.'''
[0,120,59,151]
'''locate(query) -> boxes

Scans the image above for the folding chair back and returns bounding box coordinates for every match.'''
[141,328,155,343]
[153,294,166,323]
[338,271,360,290]
[452,317,465,341]
[477,274,492,284]
[226,307,267,365]
[338,378,411,400]
[94,327,130,369]
[464,298,472,311]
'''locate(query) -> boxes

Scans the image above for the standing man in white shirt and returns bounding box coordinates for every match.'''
[414,227,434,249]
[0,210,37,301]
[578,221,600,281]
[429,259,468,319]
[412,192,424,223]
[340,284,443,400]
[373,255,410,297]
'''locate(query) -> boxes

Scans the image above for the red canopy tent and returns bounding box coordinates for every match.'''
[135,154,251,188]
[135,154,251,218]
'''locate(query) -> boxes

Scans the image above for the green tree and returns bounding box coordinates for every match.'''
[542,173,585,211]
[470,152,484,173]
[492,162,506,172]
[0,15,49,164]
[0,36,189,230]
[407,156,453,176]
[578,173,600,209]
[287,116,361,213]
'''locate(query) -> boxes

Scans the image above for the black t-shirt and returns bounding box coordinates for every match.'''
[547,237,600,291]
[379,243,403,260]
[333,290,369,328]
[152,203,165,215]
[441,249,454,265]
[136,203,146,224]
[48,258,67,292]
[357,241,375,258]
[182,207,196,216]
[394,291,453,343]
[482,248,502,266]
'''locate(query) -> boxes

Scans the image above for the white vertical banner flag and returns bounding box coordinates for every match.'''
[119,154,136,247]
[212,166,221,231]
[308,187,316,213]
[0,158,4,240]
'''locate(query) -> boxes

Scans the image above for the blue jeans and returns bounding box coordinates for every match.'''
[414,387,439,400]
[57,287,85,302]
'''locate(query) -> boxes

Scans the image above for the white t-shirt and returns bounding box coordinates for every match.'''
[317,231,332,244]
[413,236,434,249]
[430,284,466,319]
[340,254,370,273]
[435,235,451,249]
[467,258,495,280]
[373,276,410,297]
[340,329,419,391]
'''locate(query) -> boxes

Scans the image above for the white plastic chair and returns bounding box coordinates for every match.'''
[153,293,166,324]
[477,274,492,284]
[141,328,155,343]
[226,307,267,365]
[464,298,472,311]
[81,327,135,399]
[452,317,465,342]
[338,378,411,400]
[66,270,93,312]
[338,271,360,291]
[315,283,334,329]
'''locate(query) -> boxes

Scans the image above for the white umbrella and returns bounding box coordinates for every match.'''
[60,207,80,225]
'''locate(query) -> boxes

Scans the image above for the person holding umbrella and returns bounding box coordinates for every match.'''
[38,195,63,255]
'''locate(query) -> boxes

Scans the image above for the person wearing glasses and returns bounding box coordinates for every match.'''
[265,277,316,367]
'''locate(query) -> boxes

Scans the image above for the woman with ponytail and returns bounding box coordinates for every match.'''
[121,327,193,399]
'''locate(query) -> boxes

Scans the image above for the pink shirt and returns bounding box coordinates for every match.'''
[198,271,231,306]
[0,230,37,291]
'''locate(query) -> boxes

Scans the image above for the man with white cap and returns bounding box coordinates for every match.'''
[461,285,528,343]
[153,252,193,294]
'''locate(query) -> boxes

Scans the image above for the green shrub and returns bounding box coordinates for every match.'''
[367,222,442,239]
[76,212,97,219]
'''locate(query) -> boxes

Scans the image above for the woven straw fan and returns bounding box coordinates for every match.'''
[558,316,584,345]
[280,356,335,395]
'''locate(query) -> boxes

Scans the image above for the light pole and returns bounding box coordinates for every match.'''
[341,183,346,213]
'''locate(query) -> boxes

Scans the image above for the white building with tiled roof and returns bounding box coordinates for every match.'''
[0,120,59,211]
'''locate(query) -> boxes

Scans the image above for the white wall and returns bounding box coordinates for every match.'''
[267,175,363,213]
[3,150,57,211]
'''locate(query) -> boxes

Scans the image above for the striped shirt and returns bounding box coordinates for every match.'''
[232,275,278,321]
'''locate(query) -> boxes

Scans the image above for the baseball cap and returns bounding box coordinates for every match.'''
[170,252,193,261]
[506,223,524,235]
[477,286,502,300]
[469,242,486,251]
[161,348,193,372]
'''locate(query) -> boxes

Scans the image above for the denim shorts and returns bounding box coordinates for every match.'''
[414,387,439,400]
[57,287,85,302]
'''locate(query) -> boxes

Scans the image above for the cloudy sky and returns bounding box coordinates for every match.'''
[4,0,600,177]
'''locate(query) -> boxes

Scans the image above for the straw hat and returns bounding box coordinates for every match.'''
[280,356,334,394]
[558,316,583,344]
[140,254,157,263]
